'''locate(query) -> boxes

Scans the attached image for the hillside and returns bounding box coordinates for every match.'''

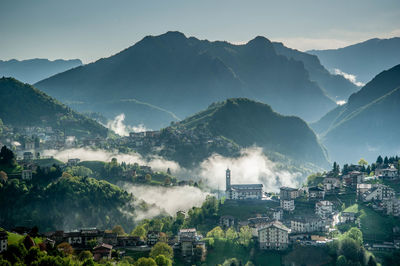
[308,37,400,84]
[272,42,359,101]
[35,31,337,128]
[161,98,329,168]
[0,58,82,84]
[313,64,400,164]
[0,77,108,138]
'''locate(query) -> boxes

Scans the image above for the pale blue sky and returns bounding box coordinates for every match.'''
[1,0,399,63]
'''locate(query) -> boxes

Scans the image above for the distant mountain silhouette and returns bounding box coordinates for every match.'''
[308,37,400,84]
[0,77,108,138]
[35,31,338,128]
[272,42,359,101]
[0,58,82,84]
[162,98,329,168]
[312,64,400,164]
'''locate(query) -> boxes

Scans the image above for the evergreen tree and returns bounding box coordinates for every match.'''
[376,155,383,165]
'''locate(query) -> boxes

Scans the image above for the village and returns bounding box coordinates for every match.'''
[2,158,400,264]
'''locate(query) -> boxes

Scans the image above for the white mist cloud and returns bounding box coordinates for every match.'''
[336,100,346,106]
[334,68,365,87]
[106,113,149,137]
[197,147,302,192]
[123,185,210,219]
[43,148,180,173]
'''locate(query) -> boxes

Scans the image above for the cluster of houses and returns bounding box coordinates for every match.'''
[128,128,237,154]
[221,166,400,251]
[43,227,206,262]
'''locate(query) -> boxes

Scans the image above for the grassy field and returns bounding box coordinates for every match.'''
[7,232,42,245]
[219,200,279,220]
[341,203,400,242]
[343,203,359,213]
[359,205,400,242]
[34,158,64,167]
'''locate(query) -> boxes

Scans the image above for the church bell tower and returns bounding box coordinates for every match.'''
[226,168,231,191]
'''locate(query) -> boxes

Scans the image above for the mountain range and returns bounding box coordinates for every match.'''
[312,64,400,164]
[155,98,329,169]
[308,37,400,84]
[0,58,82,84]
[0,77,108,138]
[35,31,357,128]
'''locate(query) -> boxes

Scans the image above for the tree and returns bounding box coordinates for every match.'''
[145,174,152,182]
[340,238,360,262]
[238,226,252,247]
[57,242,73,256]
[0,171,8,183]
[0,146,15,166]
[78,250,93,261]
[345,227,363,245]
[61,172,73,179]
[112,225,126,236]
[206,226,225,239]
[336,255,347,266]
[23,235,36,250]
[367,255,377,266]
[87,239,98,250]
[358,158,368,167]
[149,242,173,260]
[135,257,157,266]
[164,177,171,186]
[131,225,147,239]
[222,258,241,266]
[376,155,383,165]
[384,156,389,165]
[332,162,340,175]
[24,246,43,265]
[154,255,172,266]
[225,227,238,241]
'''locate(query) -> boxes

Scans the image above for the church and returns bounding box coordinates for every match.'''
[225,168,264,200]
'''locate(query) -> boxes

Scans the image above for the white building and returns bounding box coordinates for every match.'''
[323,177,341,191]
[225,169,263,200]
[272,208,283,221]
[384,198,400,217]
[0,231,7,253]
[280,187,299,200]
[356,183,372,198]
[21,169,33,180]
[290,217,327,233]
[375,168,399,179]
[315,201,333,219]
[362,184,395,202]
[258,221,290,250]
[280,199,295,211]
[23,152,34,161]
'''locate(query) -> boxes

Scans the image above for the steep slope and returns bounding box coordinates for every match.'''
[314,65,400,164]
[0,77,108,138]
[164,98,329,168]
[312,64,400,135]
[308,37,400,84]
[35,31,336,127]
[0,58,82,84]
[272,42,359,101]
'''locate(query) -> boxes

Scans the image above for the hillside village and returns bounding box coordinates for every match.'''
[1,152,400,264]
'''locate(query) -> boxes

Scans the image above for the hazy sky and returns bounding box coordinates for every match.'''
[1,0,399,63]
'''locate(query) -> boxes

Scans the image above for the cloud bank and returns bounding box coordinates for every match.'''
[106,113,149,136]
[197,147,302,192]
[124,185,210,219]
[43,148,180,173]
[334,68,365,87]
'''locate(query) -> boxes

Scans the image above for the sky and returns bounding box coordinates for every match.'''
[1,0,399,63]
